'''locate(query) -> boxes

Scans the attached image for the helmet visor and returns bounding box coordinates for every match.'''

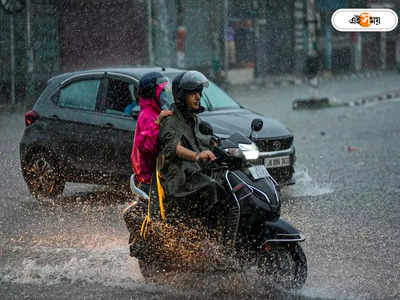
[179,71,209,91]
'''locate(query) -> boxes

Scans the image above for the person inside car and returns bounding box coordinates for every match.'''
[124,85,139,116]
[130,72,173,193]
[157,70,220,225]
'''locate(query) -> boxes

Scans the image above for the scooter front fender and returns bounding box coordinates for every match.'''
[263,218,305,244]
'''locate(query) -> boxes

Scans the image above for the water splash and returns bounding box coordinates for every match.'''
[1,245,143,288]
[286,166,333,197]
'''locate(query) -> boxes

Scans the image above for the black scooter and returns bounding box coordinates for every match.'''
[124,119,307,289]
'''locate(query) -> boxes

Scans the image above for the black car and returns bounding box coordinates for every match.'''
[20,67,295,198]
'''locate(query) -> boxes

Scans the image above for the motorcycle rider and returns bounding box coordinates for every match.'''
[130,71,173,193]
[157,70,220,225]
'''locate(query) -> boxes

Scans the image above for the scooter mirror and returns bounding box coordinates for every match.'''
[199,121,214,136]
[251,119,263,132]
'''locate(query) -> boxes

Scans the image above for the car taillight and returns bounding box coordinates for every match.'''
[25,110,40,127]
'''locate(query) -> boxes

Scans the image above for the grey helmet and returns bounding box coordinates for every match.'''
[172,71,209,106]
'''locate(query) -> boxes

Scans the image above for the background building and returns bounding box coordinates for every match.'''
[0,0,399,106]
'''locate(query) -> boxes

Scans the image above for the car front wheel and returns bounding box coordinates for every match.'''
[23,152,65,198]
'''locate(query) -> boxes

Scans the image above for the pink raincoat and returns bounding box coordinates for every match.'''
[130,83,167,184]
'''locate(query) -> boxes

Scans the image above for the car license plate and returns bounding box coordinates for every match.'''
[249,165,269,180]
[264,156,290,168]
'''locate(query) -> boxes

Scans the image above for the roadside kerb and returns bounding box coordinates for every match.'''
[347,88,400,107]
[293,88,400,110]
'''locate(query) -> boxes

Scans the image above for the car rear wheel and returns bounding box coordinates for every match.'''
[23,152,65,198]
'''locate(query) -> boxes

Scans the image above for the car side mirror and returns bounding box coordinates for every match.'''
[251,118,263,132]
[250,118,263,139]
[199,121,214,136]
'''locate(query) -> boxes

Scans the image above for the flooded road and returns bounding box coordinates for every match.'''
[1,96,400,299]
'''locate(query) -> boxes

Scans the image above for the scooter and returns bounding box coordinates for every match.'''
[123,119,307,289]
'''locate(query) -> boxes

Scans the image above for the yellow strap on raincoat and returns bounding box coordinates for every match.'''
[140,213,151,240]
[140,180,152,240]
[139,156,166,239]
[156,157,166,221]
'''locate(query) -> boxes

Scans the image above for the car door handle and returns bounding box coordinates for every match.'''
[50,114,60,120]
[102,123,114,128]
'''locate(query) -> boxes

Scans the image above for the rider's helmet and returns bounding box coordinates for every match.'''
[138,72,172,109]
[172,70,209,108]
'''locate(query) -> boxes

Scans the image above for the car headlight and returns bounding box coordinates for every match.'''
[239,142,260,160]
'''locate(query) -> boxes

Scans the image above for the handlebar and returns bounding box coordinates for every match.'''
[202,146,229,170]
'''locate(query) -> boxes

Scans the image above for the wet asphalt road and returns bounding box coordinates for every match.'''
[1,90,400,299]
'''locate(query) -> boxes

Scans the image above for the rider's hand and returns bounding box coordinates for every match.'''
[197,150,216,162]
[155,110,173,125]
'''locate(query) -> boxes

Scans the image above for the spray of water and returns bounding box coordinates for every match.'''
[133,220,296,299]
[286,166,333,197]
[136,220,230,274]
[1,231,143,288]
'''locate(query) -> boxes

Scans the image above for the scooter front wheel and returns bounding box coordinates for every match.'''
[138,260,156,279]
[256,243,307,290]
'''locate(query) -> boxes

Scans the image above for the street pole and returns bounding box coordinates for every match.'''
[396,35,400,72]
[380,32,386,70]
[306,0,317,57]
[306,0,319,98]
[26,0,32,72]
[26,0,34,103]
[252,0,258,79]
[223,0,229,75]
[353,32,362,72]
[370,2,392,70]
[9,12,15,105]
[147,0,154,65]
[325,16,332,72]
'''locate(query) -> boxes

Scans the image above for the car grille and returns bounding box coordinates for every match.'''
[254,136,293,152]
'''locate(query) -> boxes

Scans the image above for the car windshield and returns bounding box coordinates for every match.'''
[161,72,241,110]
[161,77,240,111]
[201,82,240,110]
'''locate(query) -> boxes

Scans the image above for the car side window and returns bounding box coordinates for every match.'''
[104,78,137,116]
[58,79,100,111]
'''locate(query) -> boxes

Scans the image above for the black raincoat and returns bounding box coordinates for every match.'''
[158,103,215,200]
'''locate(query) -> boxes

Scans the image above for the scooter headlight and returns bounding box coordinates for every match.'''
[238,142,260,160]
[224,148,244,158]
